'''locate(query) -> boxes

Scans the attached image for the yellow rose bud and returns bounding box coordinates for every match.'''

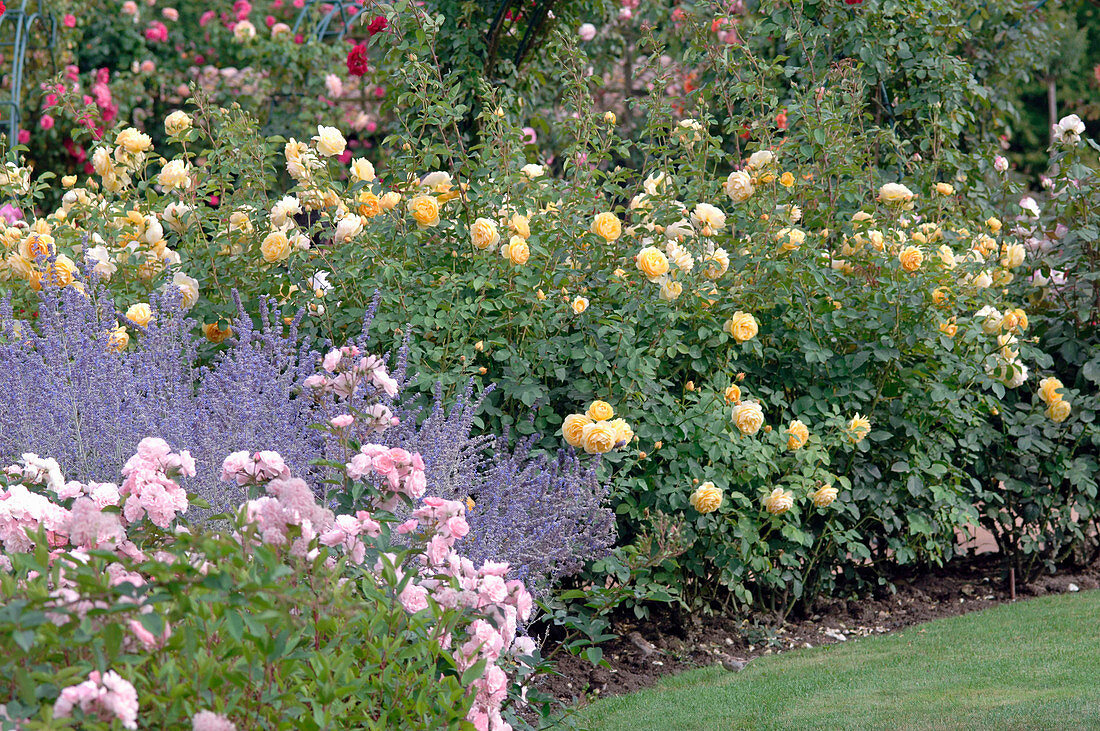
[690,482,723,513]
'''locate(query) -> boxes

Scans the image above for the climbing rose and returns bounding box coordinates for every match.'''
[346,43,369,76]
[366,16,388,35]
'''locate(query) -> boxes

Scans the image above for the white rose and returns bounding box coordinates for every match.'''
[521,164,545,179]
[1052,114,1085,145]
[334,214,364,243]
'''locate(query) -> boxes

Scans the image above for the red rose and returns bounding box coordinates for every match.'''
[0,1,6,17]
[366,16,388,36]
[346,43,369,77]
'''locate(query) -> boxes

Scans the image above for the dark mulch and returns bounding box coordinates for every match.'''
[535,555,1100,708]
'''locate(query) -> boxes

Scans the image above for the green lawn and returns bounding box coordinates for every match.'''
[573,592,1100,731]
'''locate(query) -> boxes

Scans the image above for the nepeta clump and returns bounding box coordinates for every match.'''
[0,277,613,589]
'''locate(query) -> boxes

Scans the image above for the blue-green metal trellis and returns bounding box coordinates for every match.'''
[292,0,365,42]
[0,0,55,145]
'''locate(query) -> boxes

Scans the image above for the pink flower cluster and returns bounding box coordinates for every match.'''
[119,438,194,529]
[53,670,139,729]
[192,710,237,730]
[304,345,399,399]
[346,445,426,509]
[237,475,336,558]
[220,449,290,486]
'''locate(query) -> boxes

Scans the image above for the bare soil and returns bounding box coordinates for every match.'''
[537,555,1100,707]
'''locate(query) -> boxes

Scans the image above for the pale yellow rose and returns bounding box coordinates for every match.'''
[126,303,154,327]
[746,150,774,169]
[1001,243,1026,269]
[939,321,958,338]
[1038,376,1065,405]
[380,191,402,210]
[164,110,192,136]
[878,182,915,206]
[898,245,924,273]
[334,214,364,243]
[734,402,765,435]
[107,324,129,352]
[503,236,530,265]
[350,158,376,183]
[572,296,589,314]
[592,212,621,242]
[409,195,440,229]
[847,413,871,443]
[763,488,794,515]
[20,232,54,261]
[312,125,346,157]
[356,190,382,219]
[609,418,634,444]
[636,246,670,281]
[724,171,754,203]
[787,420,809,450]
[1046,399,1071,423]
[587,400,614,422]
[779,172,795,188]
[171,271,199,310]
[937,245,956,270]
[157,159,191,191]
[724,384,742,404]
[115,128,152,155]
[470,218,500,251]
[260,231,292,263]
[691,203,726,236]
[690,482,723,513]
[724,311,759,343]
[702,248,729,280]
[935,182,955,196]
[581,421,617,454]
[561,413,593,447]
[777,227,805,252]
[986,217,1002,234]
[658,277,683,301]
[811,485,838,508]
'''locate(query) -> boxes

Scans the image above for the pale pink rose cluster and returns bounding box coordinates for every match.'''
[318,511,382,564]
[304,345,399,399]
[219,449,291,486]
[119,438,194,529]
[237,475,336,558]
[53,670,139,729]
[346,445,427,510]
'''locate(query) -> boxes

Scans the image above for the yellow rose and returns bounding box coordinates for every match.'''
[1001,243,1026,269]
[811,485,838,508]
[939,321,958,338]
[581,421,617,454]
[164,110,192,136]
[847,413,871,443]
[115,127,152,155]
[380,192,402,210]
[935,182,955,196]
[106,324,129,352]
[898,245,924,273]
[1038,376,1065,404]
[350,158,375,183]
[157,159,191,191]
[572,296,589,314]
[312,125,346,157]
[470,218,500,251]
[932,287,950,306]
[503,236,530,265]
[125,303,154,327]
[937,245,956,270]
[357,190,382,219]
[723,384,742,404]
[587,400,615,421]
[878,182,915,206]
[776,227,805,252]
[635,246,670,281]
[509,213,531,239]
[260,231,292,263]
[20,232,54,261]
[763,488,794,515]
[724,311,759,343]
[409,195,440,229]
[690,482,723,513]
[691,203,726,236]
[724,171,754,203]
[702,249,729,280]
[1046,399,1071,423]
[779,172,795,188]
[172,271,199,310]
[786,420,809,450]
[203,322,233,344]
[733,402,765,435]
[609,418,633,444]
[659,278,683,301]
[561,413,592,448]
[591,212,621,242]
[986,217,1002,234]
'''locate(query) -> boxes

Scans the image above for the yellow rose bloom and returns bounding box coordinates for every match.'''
[157,159,191,191]
[691,203,726,236]
[609,418,634,444]
[20,232,54,261]
[777,227,805,252]
[503,236,530,265]
[724,384,742,404]
[350,158,376,183]
[811,485,838,508]
[592,212,621,242]
[106,324,129,352]
[509,213,531,239]
[724,170,755,203]
[935,182,955,196]
[164,110,192,136]
[724,311,759,343]
[733,402,765,435]
[115,127,152,155]
[702,249,730,280]
[125,303,154,327]
[847,413,871,443]
[1038,376,1065,405]
[312,125,347,157]
[986,217,1002,234]
[659,278,683,301]
[380,192,402,210]
[562,413,593,448]
[878,182,915,207]
[581,421,618,454]
[1046,399,1071,423]
[409,195,441,229]
[786,420,809,450]
[572,296,589,314]
[203,322,233,344]
[898,245,924,272]
[1001,243,1026,269]
[470,217,501,251]
[636,246,670,281]
[763,487,794,515]
[932,287,950,306]
[690,482,723,513]
[939,321,958,338]
[357,190,383,219]
[260,230,292,263]
[779,172,795,188]
[587,400,615,422]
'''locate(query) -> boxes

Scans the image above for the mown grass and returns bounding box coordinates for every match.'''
[574,591,1100,730]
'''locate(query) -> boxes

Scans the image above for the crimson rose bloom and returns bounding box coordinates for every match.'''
[366,15,388,35]
[346,43,369,77]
